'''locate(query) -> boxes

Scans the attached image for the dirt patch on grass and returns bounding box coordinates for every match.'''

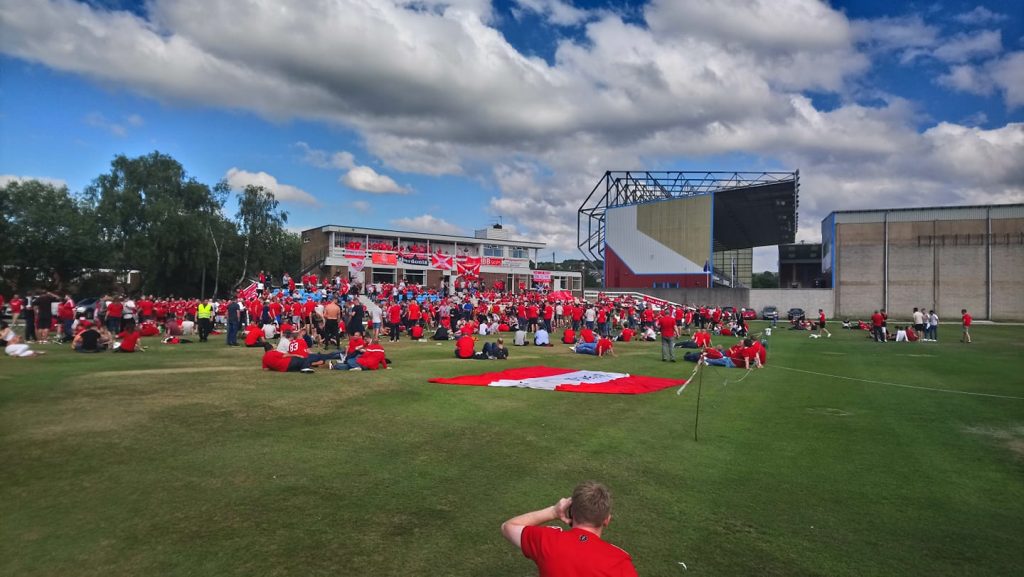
[86,366,240,379]
[963,425,1024,458]
[806,407,853,417]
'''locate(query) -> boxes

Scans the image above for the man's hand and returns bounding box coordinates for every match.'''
[554,497,572,524]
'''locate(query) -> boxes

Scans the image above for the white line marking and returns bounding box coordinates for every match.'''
[769,365,1024,400]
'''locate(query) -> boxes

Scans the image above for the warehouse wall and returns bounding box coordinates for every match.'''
[991,218,1024,320]
[835,222,885,317]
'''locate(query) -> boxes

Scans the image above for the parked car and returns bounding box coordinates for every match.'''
[75,297,100,320]
[787,307,806,321]
[722,306,737,319]
[740,307,757,320]
[761,306,778,320]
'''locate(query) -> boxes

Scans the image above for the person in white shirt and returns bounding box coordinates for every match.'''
[1,322,44,357]
[514,329,527,346]
[181,318,195,335]
[534,327,551,346]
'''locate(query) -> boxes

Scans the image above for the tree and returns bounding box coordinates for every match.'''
[1,180,101,291]
[85,152,225,295]
[752,271,779,288]
[234,184,290,288]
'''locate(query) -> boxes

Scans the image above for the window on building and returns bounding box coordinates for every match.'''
[484,244,504,257]
[572,277,582,291]
[402,270,425,286]
[510,246,529,259]
[371,269,396,284]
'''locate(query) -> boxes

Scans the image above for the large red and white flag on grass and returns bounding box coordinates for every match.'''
[429,366,687,395]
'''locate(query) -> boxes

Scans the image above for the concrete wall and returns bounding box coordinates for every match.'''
[749,289,834,318]
[617,287,750,307]
[835,222,885,317]
[989,218,1024,321]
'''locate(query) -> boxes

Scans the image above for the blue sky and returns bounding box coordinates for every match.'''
[1,0,1022,271]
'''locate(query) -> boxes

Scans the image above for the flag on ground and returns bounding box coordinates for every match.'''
[428,366,687,394]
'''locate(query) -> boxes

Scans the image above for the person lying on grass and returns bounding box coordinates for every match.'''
[501,481,638,577]
[261,343,319,373]
[572,334,615,357]
[1,321,46,357]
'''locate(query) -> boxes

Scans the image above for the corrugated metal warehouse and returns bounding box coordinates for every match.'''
[821,204,1024,320]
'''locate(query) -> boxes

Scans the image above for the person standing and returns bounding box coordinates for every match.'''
[323,297,342,349]
[196,298,213,342]
[501,481,637,577]
[226,298,241,346]
[816,309,831,338]
[657,309,677,362]
[927,309,939,342]
[961,308,972,343]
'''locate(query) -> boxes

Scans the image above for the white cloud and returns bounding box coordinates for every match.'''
[937,51,1024,109]
[953,6,1008,25]
[223,168,319,205]
[933,29,1002,63]
[341,166,409,194]
[512,0,591,26]
[390,214,464,235]
[989,51,1024,108]
[294,142,355,170]
[937,64,995,95]
[0,174,68,188]
[83,111,143,136]
[852,15,939,52]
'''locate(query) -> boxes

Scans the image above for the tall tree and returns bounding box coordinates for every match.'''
[234,184,289,287]
[85,152,224,295]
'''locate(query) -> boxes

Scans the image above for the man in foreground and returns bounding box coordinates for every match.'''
[501,481,637,577]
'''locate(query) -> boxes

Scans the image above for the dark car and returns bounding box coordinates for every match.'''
[740,307,757,320]
[787,307,806,321]
[761,306,778,320]
[75,297,100,320]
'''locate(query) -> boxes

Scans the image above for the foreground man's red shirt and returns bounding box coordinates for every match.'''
[521,525,637,577]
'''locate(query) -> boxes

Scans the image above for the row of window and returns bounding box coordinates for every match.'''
[484,244,530,258]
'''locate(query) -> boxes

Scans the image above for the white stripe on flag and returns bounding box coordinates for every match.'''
[488,370,629,391]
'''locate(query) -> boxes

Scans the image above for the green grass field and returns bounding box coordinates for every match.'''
[2,323,1023,577]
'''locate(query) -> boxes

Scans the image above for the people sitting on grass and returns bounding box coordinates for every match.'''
[329,338,389,371]
[572,334,615,357]
[1,321,45,357]
[641,325,657,341]
[561,327,576,344]
[514,328,527,346]
[261,343,315,373]
[579,326,596,344]
[701,338,762,369]
[410,324,425,341]
[431,325,450,340]
[615,326,635,342]
[73,322,111,352]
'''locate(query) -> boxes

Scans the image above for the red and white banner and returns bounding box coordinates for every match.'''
[456,255,481,277]
[482,257,504,266]
[431,253,454,270]
[348,259,365,273]
[532,270,552,283]
[429,366,687,395]
[238,282,258,300]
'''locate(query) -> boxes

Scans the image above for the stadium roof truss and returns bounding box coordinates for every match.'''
[577,171,799,274]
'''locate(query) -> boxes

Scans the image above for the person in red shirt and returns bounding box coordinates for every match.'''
[409,324,424,340]
[9,295,23,327]
[387,301,403,342]
[244,323,265,347]
[455,333,476,359]
[579,327,596,344]
[561,327,576,344]
[961,309,972,343]
[261,347,307,373]
[816,309,831,339]
[870,310,884,343]
[617,326,634,342]
[114,327,142,353]
[353,339,389,370]
[657,311,677,362]
[596,335,615,357]
[501,481,638,577]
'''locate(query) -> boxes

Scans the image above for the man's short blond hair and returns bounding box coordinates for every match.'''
[571,481,612,526]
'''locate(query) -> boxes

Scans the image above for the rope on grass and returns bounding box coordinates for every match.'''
[676,362,701,395]
[769,364,1024,401]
